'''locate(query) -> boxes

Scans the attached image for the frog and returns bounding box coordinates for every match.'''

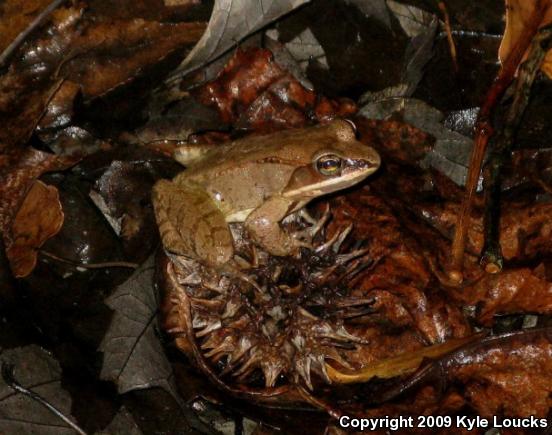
[152,120,381,268]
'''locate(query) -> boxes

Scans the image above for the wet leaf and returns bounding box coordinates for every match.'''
[174,0,311,76]
[99,255,175,395]
[0,0,53,54]
[88,149,179,258]
[129,96,222,146]
[445,329,552,417]
[193,47,356,131]
[460,267,552,324]
[0,6,205,151]
[499,0,552,78]
[6,180,64,278]
[0,345,77,435]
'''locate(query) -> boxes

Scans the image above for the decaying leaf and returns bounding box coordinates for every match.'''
[387,0,437,38]
[499,0,552,78]
[62,19,206,98]
[6,180,64,278]
[99,255,175,395]
[174,0,311,76]
[0,345,77,435]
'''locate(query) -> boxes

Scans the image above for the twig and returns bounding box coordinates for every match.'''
[448,0,549,283]
[40,250,138,269]
[481,24,552,273]
[0,0,69,69]
[1,363,88,435]
[437,0,458,72]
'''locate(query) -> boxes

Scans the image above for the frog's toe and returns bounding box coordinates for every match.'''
[290,204,331,246]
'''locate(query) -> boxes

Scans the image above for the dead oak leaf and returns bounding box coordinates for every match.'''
[6,180,64,278]
[499,0,552,78]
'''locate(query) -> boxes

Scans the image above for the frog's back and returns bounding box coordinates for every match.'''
[180,124,344,180]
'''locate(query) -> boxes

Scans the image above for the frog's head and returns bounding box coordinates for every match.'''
[283,120,381,200]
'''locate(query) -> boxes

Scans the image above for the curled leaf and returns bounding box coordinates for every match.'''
[6,180,64,278]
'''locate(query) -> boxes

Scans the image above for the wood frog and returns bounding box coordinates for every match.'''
[152,120,380,267]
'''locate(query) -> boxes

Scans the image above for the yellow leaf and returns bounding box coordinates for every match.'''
[326,334,482,384]
[499,0,552,78]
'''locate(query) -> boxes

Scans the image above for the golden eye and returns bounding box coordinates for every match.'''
[316,154,342,176]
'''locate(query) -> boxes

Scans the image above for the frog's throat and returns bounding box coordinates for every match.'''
[225,208,255,222]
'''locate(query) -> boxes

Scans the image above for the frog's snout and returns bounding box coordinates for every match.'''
[345,151,381,175]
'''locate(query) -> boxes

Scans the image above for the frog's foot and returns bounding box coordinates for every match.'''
[315,223,353,254]
[289,204,332,249]
[218,261,265,295]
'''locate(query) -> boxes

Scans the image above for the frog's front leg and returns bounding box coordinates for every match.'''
[152,180,234,267]
[245,196,304,257]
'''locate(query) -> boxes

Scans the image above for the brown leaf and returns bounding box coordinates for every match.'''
[459,267,552,324]
[0,0,53,53]
[0,6,81,150]
[450,332,552,417]
[0,6,205,151]
[498,0,552,78]
[193,47,357,132]
[0,148,78,253]
[63,19,206,98]
[6,180,64,278]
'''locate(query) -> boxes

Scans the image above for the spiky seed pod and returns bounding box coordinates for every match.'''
[162,208,374,394]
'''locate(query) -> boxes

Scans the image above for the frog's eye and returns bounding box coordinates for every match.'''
[316,154,342,176]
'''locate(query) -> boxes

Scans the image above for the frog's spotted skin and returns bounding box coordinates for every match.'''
[152,120,380,267]
[153,180,233,266]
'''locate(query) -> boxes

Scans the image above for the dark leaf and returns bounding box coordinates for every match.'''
[99,255,174,395]
[0,346,77,435]
[173,0,311,76]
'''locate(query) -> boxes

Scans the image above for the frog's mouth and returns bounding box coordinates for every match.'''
[283,157,380,199]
